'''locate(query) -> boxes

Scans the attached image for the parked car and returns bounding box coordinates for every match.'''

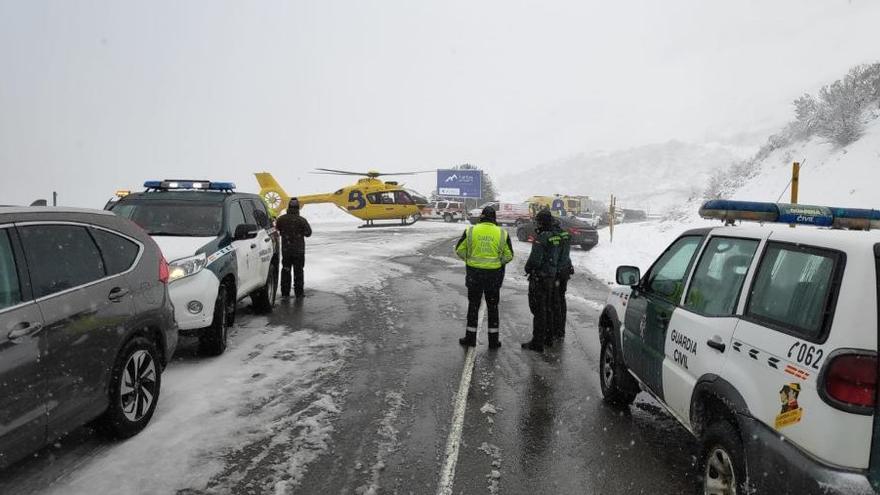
[598,200,880,495]
[574,211,600,228]
[467,202,531,226]
[0,207,177,468]
[516,215,599,250]
[422,200,464,222]
[107,180,279,356]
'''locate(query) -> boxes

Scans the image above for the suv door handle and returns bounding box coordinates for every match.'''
[706,338,726,353]
[108,287,130,301]
[8,322,43,340]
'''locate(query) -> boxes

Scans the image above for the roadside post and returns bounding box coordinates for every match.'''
[609,194,616,243]
[790,162,800,227]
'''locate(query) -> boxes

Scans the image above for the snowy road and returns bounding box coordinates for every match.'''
[0,221,700,494]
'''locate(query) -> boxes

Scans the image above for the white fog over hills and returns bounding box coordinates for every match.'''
[497,140,757,213]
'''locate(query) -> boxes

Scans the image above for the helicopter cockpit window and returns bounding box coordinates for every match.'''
[394,191,414,205]
[367,192,397,204]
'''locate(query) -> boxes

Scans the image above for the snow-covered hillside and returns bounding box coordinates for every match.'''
[498,140,754,212]
[580,112,880,284]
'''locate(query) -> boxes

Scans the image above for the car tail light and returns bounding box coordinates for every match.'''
[822,353,877,411]
[568,227,581,235]
[159,256,170,284]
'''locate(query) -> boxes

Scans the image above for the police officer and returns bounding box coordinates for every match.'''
[275,198,312,299]
[522,209,559,352]
[549,217,573,344]
[455,206,514,349]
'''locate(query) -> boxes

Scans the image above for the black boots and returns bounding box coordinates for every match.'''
[488,332,501,349]
[459,329,502,349]
[521,340,544,352]
[459,329,477,347]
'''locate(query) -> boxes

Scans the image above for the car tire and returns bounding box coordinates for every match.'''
[97,336,162,439]
[599,338,637,406]
[200,284,231,356]
[443,213,452,223]
[701,421,748,495]
[581,243,596,251]
[251,264,277,314]
[516,227,528,242]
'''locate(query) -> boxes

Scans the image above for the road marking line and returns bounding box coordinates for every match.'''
[436,309,484,495]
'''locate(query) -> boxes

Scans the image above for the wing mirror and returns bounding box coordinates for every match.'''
[234,223,260,240]
[616,266,641,287]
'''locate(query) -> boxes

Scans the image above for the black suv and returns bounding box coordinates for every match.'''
[0,207,177,468]
[107,180,279,355]
[516,215,599,250]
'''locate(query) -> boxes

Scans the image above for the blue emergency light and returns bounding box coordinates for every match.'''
[700,200,880,230]
[143,180,236,191]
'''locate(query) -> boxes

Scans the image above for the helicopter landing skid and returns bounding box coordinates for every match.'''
[358,214,421,229]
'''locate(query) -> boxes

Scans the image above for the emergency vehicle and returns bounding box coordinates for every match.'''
[422,200,465,222]
[107,180,279,356]
[598,200,880,494]
[467,202,530,226]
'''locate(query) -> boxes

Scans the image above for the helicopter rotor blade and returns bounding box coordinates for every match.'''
[312,168,369,176]
[372,170,433,176]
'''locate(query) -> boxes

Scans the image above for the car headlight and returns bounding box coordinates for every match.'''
[168,253,207,282]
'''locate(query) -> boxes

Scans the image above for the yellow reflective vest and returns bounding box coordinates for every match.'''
[455,222,514,269]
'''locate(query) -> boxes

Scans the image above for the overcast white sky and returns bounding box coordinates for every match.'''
[1,0,878,207]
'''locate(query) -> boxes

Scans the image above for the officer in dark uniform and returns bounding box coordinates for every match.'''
[455,206,514,349]
[275,198,312,298]
[549,217,573,345]
[522,209,559,352]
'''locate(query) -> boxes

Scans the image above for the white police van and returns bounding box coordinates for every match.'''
[108,180,279,355]
[598,200,879,494]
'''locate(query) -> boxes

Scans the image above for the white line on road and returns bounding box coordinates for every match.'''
[436,309,484,495]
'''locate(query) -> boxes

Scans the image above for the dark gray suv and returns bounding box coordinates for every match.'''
[0,207,177,468]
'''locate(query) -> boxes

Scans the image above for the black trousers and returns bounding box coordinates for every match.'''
[528,277,555,343]
[281,253,305,296]
[465,267,503,331]
[551,278,569,338]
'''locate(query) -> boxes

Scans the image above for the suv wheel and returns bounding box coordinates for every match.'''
[98,336,161,438]
[443,213,452,223]
[599,339,637,406]
[251,264,277,313]
[581,243,595,251]
[516,227,528,242]
[200,284,231,356]
[701,421,747,495]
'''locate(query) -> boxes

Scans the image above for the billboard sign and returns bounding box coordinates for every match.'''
[437,169,482,198]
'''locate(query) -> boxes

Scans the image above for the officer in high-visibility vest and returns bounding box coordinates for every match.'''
[455,206,514,348]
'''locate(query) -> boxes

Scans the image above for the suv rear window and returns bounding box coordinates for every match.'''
[113,200,223,237]
[746,242,843,340]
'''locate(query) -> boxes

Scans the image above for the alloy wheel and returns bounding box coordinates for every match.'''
[120,350,157,422]
[601,344,615,389]
[704,447,737,495]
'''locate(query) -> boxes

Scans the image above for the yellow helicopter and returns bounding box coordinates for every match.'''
[255,169,430,227]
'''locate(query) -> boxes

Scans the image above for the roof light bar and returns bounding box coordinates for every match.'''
[700,200,880,230]
[143,180,236,191]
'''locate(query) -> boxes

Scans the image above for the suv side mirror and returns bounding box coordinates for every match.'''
[234,223,259,240]
[616,266,641,286]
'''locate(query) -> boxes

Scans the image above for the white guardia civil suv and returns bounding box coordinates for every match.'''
[598,200,880,495]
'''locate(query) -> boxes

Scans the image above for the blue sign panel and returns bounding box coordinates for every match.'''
[437,169,482,198]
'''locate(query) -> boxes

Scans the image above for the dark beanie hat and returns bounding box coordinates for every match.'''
[289,198,300,211]
[480,206,497,223]
[536,209,552,227]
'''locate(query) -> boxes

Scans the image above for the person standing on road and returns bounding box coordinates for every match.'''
[522,209,559,352]
[549,218,573,345]
[455,206,514,349]
[275,198,312,299]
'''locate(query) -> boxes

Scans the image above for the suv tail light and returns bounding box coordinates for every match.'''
[822,353,877,412]
[159,255,170,284]
[568,227,581,235]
